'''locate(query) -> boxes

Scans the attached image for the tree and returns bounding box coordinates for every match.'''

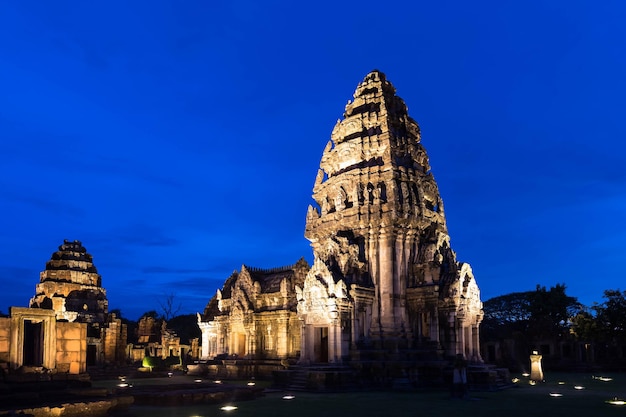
[482,284,581,344]
[158,293,182,321]
[592,289,626,344]
[482,291,532,339]
[570,309,599,342]
[527,284,582,341]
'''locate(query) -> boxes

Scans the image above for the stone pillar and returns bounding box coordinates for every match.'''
[199,322,210,360]
[471,324,482,362]
[350,306,357,349]
[298,322,307,364]
[368,229,380,335]
[378,229,395,332]
[328,321,337,363]
[455,316,464,356]
[429,308,440,345]
[277,317,288,358]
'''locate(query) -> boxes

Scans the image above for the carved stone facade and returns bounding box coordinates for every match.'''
[198,259,308,360]
[299,70,483,363]
[198,71,483,368]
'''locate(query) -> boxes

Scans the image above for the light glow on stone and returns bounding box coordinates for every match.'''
[549,393,563,397]
[117,383,129,388]
[194,379,202,383]
[283,395,295,400]
[512,378,520,383]
[574,385,585,390]
[558,381,565,385]
[221,405,238,411]
[522,373,530,377]
[247,382,256,386]
[214,380,222,384]
[529,380,536,386]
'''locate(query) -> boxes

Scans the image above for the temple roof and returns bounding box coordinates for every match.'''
[42,239,99,276]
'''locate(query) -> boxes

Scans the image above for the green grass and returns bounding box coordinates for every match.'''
[116,373,626,417]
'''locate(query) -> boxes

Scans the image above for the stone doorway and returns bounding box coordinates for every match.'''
[234,333,246,356]
[87,344,97,366]
[313,327,329,363]
[22,320,44,366]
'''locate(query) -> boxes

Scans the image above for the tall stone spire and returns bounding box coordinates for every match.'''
[299,70,482,362]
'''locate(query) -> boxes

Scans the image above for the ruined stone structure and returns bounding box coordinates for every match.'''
[30,240,108,323]
[298,70,483,364]
[0,307,87,374]
[27,240,126,366]
[128,316,194,363]
[198,259,309,361]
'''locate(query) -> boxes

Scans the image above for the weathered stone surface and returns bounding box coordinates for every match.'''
[297,70,483,363]
[199,259,309,360]
[30,240,107,324]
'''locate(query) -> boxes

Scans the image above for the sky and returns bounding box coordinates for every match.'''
[1,1,625,320]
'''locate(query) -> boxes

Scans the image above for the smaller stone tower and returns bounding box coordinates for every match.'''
[30,240,108,323]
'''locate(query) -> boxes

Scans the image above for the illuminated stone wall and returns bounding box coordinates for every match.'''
[198,259,308,360]
[55,321,87,374]
[0,317,9,365]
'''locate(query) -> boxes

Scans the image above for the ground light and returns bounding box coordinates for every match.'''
[282,395,296,400]
[574,385,585,390]
[549,393,563,397]
[606,398,626,406]
[221,405,238,411]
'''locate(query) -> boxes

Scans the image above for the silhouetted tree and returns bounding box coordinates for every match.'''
[593,289,626,345]
[527,284,582,341]
[158,293,182,321]
[482,291,532,339]
[482,284,582,361]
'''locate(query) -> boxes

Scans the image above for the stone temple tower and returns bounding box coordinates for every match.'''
[30,239,108,324]
[297,70,483,364]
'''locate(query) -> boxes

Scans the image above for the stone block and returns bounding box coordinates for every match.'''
[65,340,81,352]
[69,361,80,374]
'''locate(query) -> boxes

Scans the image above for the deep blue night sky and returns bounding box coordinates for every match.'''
[1,1,625,320]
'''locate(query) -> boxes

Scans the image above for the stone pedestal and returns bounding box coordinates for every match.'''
[530,352,543,381]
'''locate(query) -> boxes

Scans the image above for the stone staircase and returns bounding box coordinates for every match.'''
[286,368,310,391]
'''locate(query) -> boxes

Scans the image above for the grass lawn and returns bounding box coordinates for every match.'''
[117,372,626,417]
